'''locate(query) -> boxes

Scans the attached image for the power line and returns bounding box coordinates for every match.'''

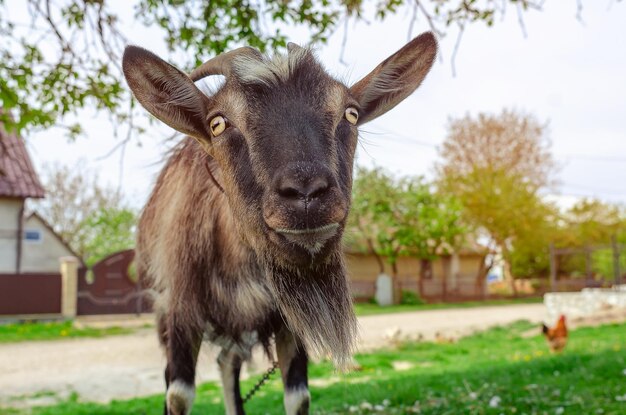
[557,154,626,163]
[360,129,626,164]
[360,124,438,148]
[561,182,625,195]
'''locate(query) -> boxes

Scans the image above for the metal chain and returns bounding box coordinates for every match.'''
[242,360,279,404]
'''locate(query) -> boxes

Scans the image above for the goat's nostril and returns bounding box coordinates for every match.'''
[278,186,301,199]
[273,163,335,203]
[307,180,330,200]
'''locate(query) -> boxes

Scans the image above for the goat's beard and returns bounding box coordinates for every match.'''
[263,253,358,369]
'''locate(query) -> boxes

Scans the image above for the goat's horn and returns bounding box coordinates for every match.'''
[287,42,304,53]
[189,47,262,81]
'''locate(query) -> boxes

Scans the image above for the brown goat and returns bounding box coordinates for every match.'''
[122,33,437,415]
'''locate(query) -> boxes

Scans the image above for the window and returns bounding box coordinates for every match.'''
[24,229,43,243]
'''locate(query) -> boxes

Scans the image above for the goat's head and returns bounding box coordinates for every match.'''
[123,34,437,268]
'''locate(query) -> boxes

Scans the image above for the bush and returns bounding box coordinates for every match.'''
[400,290,424,305]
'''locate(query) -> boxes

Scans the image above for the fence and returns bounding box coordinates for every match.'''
[0,250,152,320]
[77,249,151,315]
[549,236,624,292]
[0,273,62,316]
[351,276,487,303]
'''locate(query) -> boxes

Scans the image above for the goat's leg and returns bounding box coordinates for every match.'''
[163,314,202,415]
[156,314,171,415]
[276,328,310,415]
[217,348,245,415]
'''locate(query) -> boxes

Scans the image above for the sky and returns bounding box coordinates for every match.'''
[19,1,626,209]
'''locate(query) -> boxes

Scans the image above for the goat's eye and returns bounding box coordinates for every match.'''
[345,107,359,125]
[209,115,228,137]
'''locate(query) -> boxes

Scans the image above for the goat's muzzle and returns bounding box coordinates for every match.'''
[263,162,347,261]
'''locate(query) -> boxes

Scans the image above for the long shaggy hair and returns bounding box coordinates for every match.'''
[263,253,357,368]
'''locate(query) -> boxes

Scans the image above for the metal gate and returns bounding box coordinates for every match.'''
[77,249,151,315]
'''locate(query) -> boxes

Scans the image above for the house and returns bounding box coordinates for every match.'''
[0,121,78,317]
[345,242,490,302]
[0,123,46,273]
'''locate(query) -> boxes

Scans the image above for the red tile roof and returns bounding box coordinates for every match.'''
[0,123,45,199]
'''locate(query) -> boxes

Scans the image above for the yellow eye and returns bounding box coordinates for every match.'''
[345,107,359,125]
[209,115,228,137]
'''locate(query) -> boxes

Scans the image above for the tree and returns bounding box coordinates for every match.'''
[436,109,556,293]
[508,211,557,279]
[347,167,403,279]
[562,199,624,246]
[396,176,465,282]
[394,176,466,299]
[347,167,465,302]
[32,162,137,265]
[508,198,626,282]
[81,207,137,267]
[555,199,626,281]
[1,0,561,137]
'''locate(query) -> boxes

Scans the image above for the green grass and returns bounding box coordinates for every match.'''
[6,321,625,414]
[0,320,132,343]
[354,296,543,316]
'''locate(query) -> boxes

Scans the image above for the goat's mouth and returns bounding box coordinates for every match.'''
[270,223,340,256]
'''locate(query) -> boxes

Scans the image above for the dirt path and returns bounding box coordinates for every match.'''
[0,303,546,406]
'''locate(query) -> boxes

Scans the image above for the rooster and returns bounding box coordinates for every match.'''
[542,315,568,352]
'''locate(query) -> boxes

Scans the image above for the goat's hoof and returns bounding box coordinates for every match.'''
[285,387,310,415]
[166,380,195,415]
[296,399,310,415]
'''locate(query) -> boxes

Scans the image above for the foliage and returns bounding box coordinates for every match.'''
[399,290,424,305]
[509,230,552,278]
[81,207,137,267]
[32,162,137,265]
[437,109,557,283]
[438,109,555,190]
[7,321,625,414]
[555,199,626,280]
[0,0,127,138]
[348,167,465,275]
[398,176,465,260]
[509,198,626,280]
[0,320,132,343]
[560,199,624,246]
[1,0,550,137]
[348,167,404,272]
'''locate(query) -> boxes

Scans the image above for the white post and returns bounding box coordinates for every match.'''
[375,274,394,306]
[60,256,79,318]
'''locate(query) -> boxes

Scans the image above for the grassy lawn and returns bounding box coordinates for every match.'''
[0,320,132,343]
[354,296,543,316]
[6,321,625,414]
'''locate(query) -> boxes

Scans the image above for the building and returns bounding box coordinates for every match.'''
[345,244,490,302]
[0,121,78,317]
[0,123,46,273]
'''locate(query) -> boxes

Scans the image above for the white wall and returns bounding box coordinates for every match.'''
[0,198,23,273]
[544,287,626,324]
[21,215,76,273]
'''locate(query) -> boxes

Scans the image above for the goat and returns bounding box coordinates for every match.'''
[122,32,437,415]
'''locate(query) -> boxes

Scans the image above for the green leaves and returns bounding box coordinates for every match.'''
[0,1,127,138]
[81,207,137,267]
[437,110,556,281]
[33,163,137,266]
[347,167,465,269]
[0,1,546,136]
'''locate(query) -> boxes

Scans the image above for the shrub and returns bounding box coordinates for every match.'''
[400,290,424,305]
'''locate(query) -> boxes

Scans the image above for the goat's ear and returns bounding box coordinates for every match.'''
[123,46,212,142]
[349,32,437,125]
